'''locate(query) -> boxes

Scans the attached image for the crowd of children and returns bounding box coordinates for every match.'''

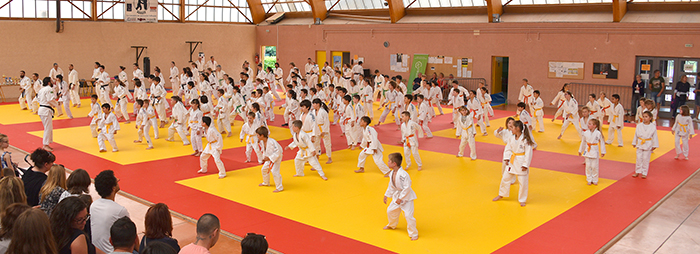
[19,58,695,241]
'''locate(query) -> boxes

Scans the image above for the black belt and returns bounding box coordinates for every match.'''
[40,105,55,118]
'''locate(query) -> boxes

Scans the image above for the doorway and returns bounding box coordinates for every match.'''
[331,51,351,70]
[316,50,327,69]
[635,56,700,118]
[491,56,509,106]
[262,46,277,71]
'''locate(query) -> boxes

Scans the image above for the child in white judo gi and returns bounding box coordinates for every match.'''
[312,99,333,164]
[257,127,284,192]
[286,120,328,180]
[579,118,606,185]
[97,103,120,153]
[530,90,544,132]
[479,87,493,127]
[112,80,131,123]
[448,88,465,129]
[198,116,227,179]
[400,111,423,170]
[672,105,694,160]
[494,117,517,185]
[166,96,190,145]
[467,90,487,136]
[416,94,433,138]
[632,112,659,178]
[383,152,419,241]
[518,78,534,105]
[360,79,374,119]
[636,98,647,123]
[133,99,154,150]
[280,90,299,127]
[145,99,159,139]
[240,112,260,163]
[598,92,613,123]
[493,120,535,207]
[558,92,581,139]
[377,81,398,126]
[214,89,233,137]
[455,106,477,160]
[342,95,358,150]
[606,94,625,147]
[188,99,204,156]
[551,83,569,122]
[586,93,602,120]
[88,94,101,138]
[355,116,391,176]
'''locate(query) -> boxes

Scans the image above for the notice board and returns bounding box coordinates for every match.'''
[548,61,584,80]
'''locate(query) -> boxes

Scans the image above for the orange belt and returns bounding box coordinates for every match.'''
[602,105,611,111]
[533,108,542,118]
[557,99,565,109]
[639,138,652,145]
[679,123,688,133]
[586,142,597,153]
[405,134,414,148]
[509,152,525,165]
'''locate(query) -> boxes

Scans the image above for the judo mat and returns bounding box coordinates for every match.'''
[2,96,699,254]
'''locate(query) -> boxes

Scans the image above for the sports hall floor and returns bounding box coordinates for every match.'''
[2,96,699,254]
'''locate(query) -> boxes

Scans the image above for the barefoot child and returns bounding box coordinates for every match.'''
[97,103,120,153]
[558,92,581,139]
[456,106,476,160]
[198,116,227,179]
[377,82,398,126]
[312,99,333,164]
[467,90,487,136]
[167,96,190,145]
[214,89,232,137]
[281,90,299,127]
[518,79,534,105]
[598,92,613,123]
[606,94,625,147]
[530,90,544,132]
[355,116,391,175]
[343,95,358,149]
[240,112,260,163]
[480,87,493,127]
[400,111,424,170]
[188,99,204,156]
[636,97,647,123]
[494,117,517,185]
[579,118,606,185]
[632,112,659,178]
[286,120,328,180]
[383,152,419,241]
[257,127,284,192]
[133,99,154,150]
[416,95,433,138]
[88,94,101,138]
[672,105,694,160]
[448,88,465,129]
[586,93,602,119]
[493,120,534,207]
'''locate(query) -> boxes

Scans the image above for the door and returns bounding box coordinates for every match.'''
[491,56,509,99]
[262,46,277,71]
[316,50,327,69]
[331,51,351,70]
[635,56,700,117]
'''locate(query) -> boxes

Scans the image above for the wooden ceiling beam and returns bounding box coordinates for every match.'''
[309,0,328,21]
[387,0,406,23]
[486,0,503,23]
[612,0,627,22]
[246,0,267,24]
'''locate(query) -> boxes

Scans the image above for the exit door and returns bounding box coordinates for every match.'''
[635,56,700,118]
[491,56,509,100]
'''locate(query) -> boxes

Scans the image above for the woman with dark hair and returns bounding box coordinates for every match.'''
[141,241,176,254]
[23,148,55,206]
[6,208,58,254]
[50,197,100,254]
[59,169,91,202]
[0,203,31,253]
[0,177,26,214]
[140,203,180,252]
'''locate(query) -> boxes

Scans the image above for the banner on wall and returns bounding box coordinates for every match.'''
[408,54,428,93]
[125,0,158,23]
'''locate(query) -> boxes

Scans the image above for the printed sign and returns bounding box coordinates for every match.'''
[125,0,158,23]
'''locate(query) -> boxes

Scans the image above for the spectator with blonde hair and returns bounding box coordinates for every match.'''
[0,203,32,253]
[0,177,27,215]
[38,164,67,216]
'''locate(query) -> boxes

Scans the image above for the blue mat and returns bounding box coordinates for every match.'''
[491,92,506,107]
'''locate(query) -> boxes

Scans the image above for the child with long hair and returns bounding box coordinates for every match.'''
[455,106,476,160]
[579,118,606,185]
[188,99,204,156]
[493,120,535,207]
[632,112,659,178]
[672,105,694,160]
[558,91,580,139]
[551,83,569,122]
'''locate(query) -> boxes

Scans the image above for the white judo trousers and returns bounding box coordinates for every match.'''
[607,127,623,146]
[294,153,325,178]
[261,161,283,191]
[386,200,418,238]
[200,149,226,178]
[217,116,232,134]
[137,122,154,147]
[403,145,422,168]
[458,135,476,159]
[635,149,651,176]
[585,157,599,184]
[167,123,190,145]
[420,121,432,138]
[190,131,203,152]
[358,151,391,175]
[314,134,332,159]
[675,134,690,157]
[97,132,118,152]
[40,115,53,146]
[62,97,73,119]
[498,171,528,203]
[149,118,160,138]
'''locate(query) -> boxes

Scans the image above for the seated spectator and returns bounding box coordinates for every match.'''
[0,134,17,175]
[109,217,138,254]
[78,194,94,240]
[23,148,55,206]
[0,177,27,214]
[179,213,220,254]
[141,241,177,254]
[1,168,14,179]
[6,208,58,254]
[59,168,92,202]
[140,203,180,252]
[39,164,68,216]
[50,197,100,254]
[0,203,31,254]
[91,170,129,254]
[241,233,268,254]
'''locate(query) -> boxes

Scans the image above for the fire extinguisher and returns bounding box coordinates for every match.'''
[255,54,260,65]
